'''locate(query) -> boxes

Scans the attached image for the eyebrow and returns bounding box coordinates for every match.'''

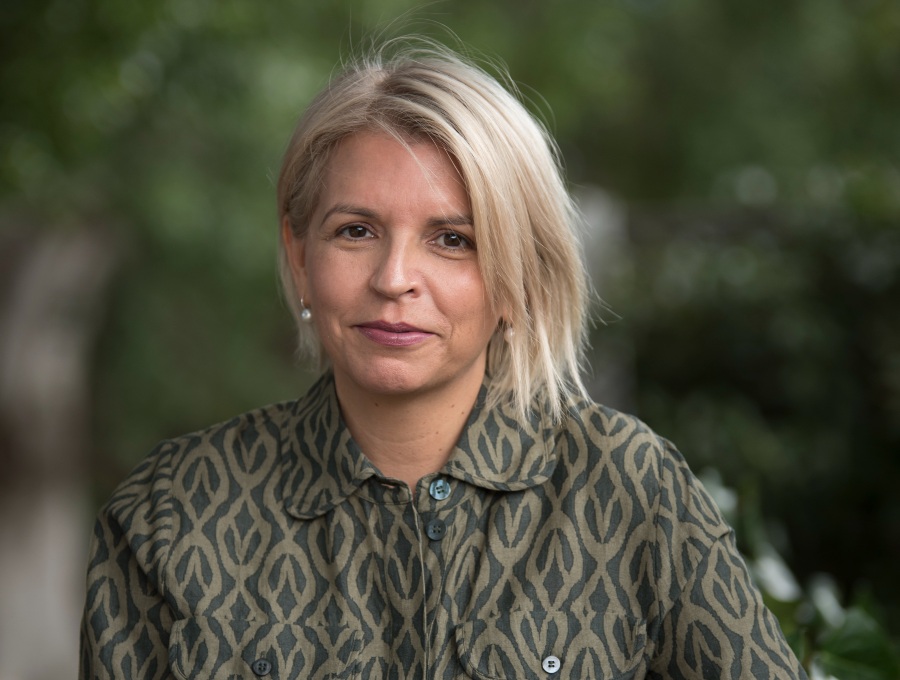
[321,204,378,223]
[321,203,473,228]
[427,213,474,228]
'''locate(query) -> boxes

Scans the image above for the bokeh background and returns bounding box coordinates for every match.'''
[1,1,898,678]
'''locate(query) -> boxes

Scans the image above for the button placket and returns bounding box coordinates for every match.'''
[423,478,450,542]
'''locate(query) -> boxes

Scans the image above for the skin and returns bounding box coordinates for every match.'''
[282,131,501,491]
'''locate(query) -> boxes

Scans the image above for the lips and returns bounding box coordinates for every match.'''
[354,320,434,347]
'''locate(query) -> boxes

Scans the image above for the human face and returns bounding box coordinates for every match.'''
[283,131,500,402]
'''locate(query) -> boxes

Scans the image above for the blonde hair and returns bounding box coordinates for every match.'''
[277,41,588,421]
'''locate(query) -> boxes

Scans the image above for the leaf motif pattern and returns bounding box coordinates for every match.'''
[80,374,806,679]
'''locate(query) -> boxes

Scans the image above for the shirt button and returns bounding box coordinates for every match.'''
[425,518,446,541]
[429,478,451,500]
[542,655,561,674]
[251,659,272,676]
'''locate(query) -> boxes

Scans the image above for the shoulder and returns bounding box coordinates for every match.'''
[100,401,295,536]
[556,396,728,541]
[556,395,673,485]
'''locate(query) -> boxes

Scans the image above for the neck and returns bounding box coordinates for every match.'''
[334,375,484,492]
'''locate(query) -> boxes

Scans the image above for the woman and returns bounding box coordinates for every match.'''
[81,42,807,679]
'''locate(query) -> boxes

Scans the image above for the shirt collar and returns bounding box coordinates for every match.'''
[279,372,560,519]
[441,383,559,492]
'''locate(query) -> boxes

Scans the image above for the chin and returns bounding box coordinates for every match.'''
[334,353,487,402]
[370,371,437,397]
[339,362,433,398]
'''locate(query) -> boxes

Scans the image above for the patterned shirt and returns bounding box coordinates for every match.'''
[80,373,806,679]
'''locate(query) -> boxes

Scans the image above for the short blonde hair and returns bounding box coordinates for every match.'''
[277,41,588,421]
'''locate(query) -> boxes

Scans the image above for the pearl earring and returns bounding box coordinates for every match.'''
[503,325,515,343]
[300,297,312,323]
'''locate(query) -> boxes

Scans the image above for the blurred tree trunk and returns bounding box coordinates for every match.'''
[0,225,119,680]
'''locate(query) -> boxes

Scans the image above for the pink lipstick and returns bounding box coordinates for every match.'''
[355,321,433,347]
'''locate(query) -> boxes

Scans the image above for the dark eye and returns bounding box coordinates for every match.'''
[436,231,471,250]
[339,224,372,239]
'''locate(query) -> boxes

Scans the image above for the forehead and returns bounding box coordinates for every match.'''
[317,130,470,212]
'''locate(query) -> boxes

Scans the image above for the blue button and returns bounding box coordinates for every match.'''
[425,518,446,541]
[429,478,451,500]
[251,658,272,676]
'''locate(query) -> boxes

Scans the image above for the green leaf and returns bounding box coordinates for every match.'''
[816,608,900,680]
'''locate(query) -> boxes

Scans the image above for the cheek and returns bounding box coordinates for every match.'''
[443,271,496,331]
[306,251,376,351]
[307,250,356,306]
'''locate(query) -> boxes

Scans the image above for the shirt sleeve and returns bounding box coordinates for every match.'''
[648,529,808,679]
[79,509,175,679]
[647,439,808,679]
[80,445,177,680]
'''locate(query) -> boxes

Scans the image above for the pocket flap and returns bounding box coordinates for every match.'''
[168,617,361,679]
[455,611,646,679]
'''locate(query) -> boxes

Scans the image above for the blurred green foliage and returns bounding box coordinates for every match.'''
[608,206,900,618]
[2,0,898,671]
[704,470,900,678]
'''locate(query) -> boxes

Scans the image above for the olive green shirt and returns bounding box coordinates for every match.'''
[80,374,806,679]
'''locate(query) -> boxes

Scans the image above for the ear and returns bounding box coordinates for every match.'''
[281,215,308,297]
[496,299,511,328]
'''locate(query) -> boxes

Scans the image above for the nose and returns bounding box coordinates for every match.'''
[369,236,420,299]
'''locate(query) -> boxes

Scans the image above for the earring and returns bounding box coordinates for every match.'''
[300,297,312,323]
[503,325,515,343]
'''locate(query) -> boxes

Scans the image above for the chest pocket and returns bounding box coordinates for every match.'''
[454,611,647,679]
[168,617,362,679]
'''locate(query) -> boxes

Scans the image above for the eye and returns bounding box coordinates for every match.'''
[434,231,472,251]
[338,224,373,240]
